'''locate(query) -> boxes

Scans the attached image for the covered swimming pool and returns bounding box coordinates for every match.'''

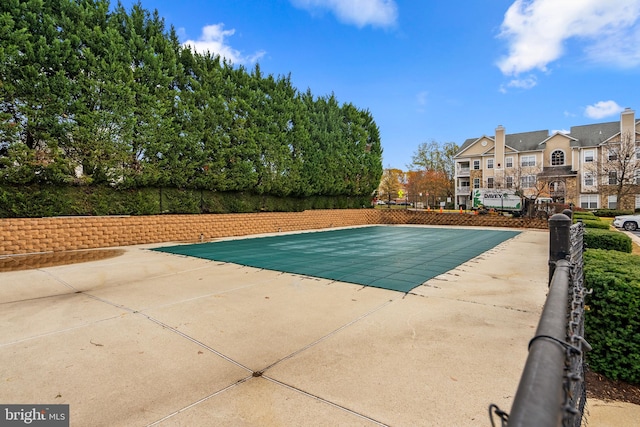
[153,226,520,293]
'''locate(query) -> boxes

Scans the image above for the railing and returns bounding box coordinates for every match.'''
[457,167,470,176]
[490,211,590,427]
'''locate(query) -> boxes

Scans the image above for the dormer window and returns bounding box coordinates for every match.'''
[551,150,565,166]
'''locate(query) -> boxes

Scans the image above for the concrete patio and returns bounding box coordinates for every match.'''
[1,226,637,426]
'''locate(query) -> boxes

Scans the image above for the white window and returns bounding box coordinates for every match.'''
[583,150,594,163]
[608,195,617,209]
[608,171,617,185]
[521,155,536,167]
[551,150,564,166]
[473,160,480,170]
[487,177,494,188]
[505,157,513,168]
[608,149,618,161]
[506,176,513,189]
[521,175,536,188]
[636,194,640,209]
[636,145,640,159]
[580,195,598,209]
[635,170,640,185]
[487,158,494,169]
[473,178,480,188]
[583,172,594,187]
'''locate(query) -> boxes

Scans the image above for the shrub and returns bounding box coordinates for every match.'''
[0,185,369,217]
[161,188,201,214]
[584,249,640,384]
[584,229,632,253]
[573,211,597,219]
[592,209,634,217]
[87,187,159,215]
[579,219,610,229]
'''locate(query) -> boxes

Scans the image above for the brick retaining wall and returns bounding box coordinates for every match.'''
[0,210,547,255]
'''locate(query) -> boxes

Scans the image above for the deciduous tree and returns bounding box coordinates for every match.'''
[588,131,640,209]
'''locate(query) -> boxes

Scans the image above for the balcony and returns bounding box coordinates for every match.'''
[457,186,471,194]
[456,167,470,177]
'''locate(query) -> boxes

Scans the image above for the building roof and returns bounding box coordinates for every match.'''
[536,165,577,178]
[456,119,637,157]
[455,130,550,156]
[567,121,620,147]
[505,130,550,151]
[456,137,488,155]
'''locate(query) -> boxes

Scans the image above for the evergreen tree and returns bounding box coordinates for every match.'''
[0,0,383,202]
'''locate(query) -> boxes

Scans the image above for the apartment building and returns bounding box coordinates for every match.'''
[453,108,640,211]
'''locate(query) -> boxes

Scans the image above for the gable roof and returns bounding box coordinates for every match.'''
[538,131,577,146]
[456,118,639,158]
[454,136,494,157]
[567,121,620,147]
[504,130,549,151]
[455,130,551,157]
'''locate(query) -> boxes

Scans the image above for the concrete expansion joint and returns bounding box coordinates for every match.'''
[257,298,396,376]
[146,376,254,426]
[137,313,252,373]
[262,376,390,427]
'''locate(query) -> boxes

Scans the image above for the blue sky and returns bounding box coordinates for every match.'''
[117,0,640,170]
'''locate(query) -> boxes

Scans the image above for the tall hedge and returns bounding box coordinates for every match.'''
[0,185,371,217]
[0,0,383,216]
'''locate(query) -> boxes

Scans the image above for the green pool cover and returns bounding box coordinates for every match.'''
[153,226,519,293]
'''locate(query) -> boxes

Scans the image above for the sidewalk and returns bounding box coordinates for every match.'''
[0,227,637,426]
[623,228,640,247]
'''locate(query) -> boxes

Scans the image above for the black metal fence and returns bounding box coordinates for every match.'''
[490,211,590,427]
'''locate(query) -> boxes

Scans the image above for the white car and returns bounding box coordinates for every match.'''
[613,214,640,231]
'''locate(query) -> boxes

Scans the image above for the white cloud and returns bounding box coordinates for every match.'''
[497,0,640,76]
[415,91,428,113]
[584,100,624,119]
[510,75,537,89]
[183,24,266,65]
[584,25,640,68]
[498,74,537,93]
[291,0,398,28]
[416,91,428,106]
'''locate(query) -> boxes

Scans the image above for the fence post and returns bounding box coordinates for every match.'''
[548,213,571,285]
